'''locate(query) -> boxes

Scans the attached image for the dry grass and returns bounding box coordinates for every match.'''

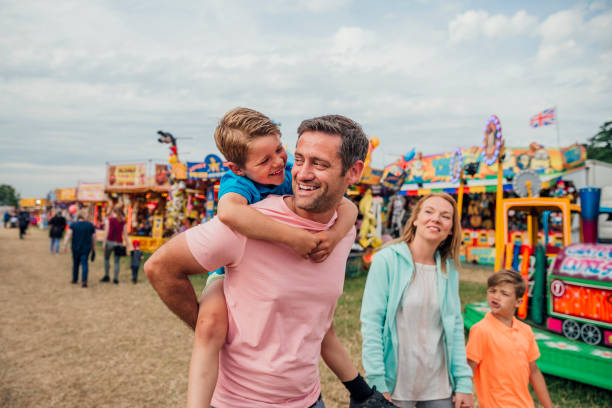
[1,227,192,407]
[0,228,494,408]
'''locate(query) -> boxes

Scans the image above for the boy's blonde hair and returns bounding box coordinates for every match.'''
[214,107,281,167]
[487,269,526,298]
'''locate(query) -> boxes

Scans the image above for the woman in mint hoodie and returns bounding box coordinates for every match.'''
[361,193,473,408]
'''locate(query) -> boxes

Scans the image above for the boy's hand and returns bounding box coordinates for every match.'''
[309,230,341,263]
[287,228,320,259]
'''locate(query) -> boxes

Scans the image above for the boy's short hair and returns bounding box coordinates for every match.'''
[297,114,369,175]
[487,269,526,298]
[214,107,281,167]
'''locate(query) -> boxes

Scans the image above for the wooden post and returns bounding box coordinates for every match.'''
[494,142,506,271]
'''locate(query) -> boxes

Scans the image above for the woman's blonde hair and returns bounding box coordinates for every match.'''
[395,192,462,271]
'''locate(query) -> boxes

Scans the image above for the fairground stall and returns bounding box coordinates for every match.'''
[391,142,587,265]
[76,182,107,230]
[105,162,172,252]
[105,155,229,253]
[18,198,46,227]
[346,137,411,277]
[53,187,79,221]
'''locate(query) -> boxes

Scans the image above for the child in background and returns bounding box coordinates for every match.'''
[130,240,143,284]
[188,108,390,408]
[466,270,552,408]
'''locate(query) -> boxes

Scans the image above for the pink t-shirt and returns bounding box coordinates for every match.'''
[186,195,355,408]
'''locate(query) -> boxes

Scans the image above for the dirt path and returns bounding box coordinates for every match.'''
[0,227,192,407]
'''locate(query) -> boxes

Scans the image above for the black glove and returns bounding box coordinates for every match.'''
[91,250,96,262]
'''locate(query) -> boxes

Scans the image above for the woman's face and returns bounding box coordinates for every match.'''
[413,196,454,246]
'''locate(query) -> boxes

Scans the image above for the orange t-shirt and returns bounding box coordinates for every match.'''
[466,312,540,408]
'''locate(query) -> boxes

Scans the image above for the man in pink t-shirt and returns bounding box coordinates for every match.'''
[146,115,378,407]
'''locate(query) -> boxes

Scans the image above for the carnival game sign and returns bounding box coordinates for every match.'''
[553,243,612,283]
[77,182,105,202]
[550,281,612,324]
[55,188,77,202]
[187,154,229,180]
[399,144,586,185]
[154,164,170,187]
[106,164,147,188]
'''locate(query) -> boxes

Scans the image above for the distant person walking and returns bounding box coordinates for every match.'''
[101,207,130,284]
[17,209,30,239]
[63,210,96,288]
[48,211,67,254]
[130,240,144,284]
[3,211,10,228]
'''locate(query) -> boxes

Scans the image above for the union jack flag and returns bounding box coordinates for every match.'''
[530,108,556,128]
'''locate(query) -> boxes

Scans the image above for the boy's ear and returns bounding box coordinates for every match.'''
[515,296,524,308]
[227,162,245,176]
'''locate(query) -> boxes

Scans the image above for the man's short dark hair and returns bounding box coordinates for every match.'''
[297,115,369,174]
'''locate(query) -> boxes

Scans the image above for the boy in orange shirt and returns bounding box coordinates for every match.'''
[466,270,552,408]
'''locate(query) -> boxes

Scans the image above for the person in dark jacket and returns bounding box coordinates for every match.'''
[49,211,67,253]
[63,210,96,287]
[17,209,30,239]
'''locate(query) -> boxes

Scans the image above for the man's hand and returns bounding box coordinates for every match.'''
[309,229,341,263]
[287,228,320,259]
[453,392,473,408]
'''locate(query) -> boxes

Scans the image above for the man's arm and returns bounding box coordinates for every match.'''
[529,361,553,408]
[63,229,73,252]
[144,232,207,329]
[217,193,319,258]
[310,196,357,262]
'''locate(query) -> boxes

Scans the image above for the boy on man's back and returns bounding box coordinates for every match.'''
[466,270,552,408]
[185,108,392,407]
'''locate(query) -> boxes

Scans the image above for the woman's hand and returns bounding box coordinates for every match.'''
[382,392,392,402]
[453,392,473,408]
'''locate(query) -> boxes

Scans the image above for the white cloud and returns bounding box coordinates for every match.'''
[536,8,612,64]
[449,9,537,43]
[0,1,610,196]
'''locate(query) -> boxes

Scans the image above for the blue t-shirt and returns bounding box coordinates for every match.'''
[70,221,96,254]
[218,162,293,204]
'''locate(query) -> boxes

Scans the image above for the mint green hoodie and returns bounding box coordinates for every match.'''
[360,241,472,395]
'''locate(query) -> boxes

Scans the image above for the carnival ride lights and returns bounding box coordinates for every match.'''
[480,115,503,166]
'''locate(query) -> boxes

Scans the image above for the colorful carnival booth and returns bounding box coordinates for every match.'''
[76,182,107,230]
[105,162,173,252]
[460,115,612,390]
[388,141,587,265]
[18,198,46,227]
[104,155,229,253]
[52,187,79,221]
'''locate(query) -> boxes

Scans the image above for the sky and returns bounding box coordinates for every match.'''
[1,0,611,198]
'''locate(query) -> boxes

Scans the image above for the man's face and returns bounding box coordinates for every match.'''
[292,131,360,219]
